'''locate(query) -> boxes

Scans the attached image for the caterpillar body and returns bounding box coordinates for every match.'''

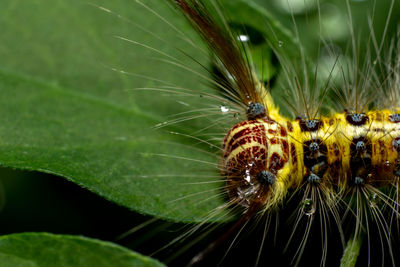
[224,109,400,209]
[115,0,400,266]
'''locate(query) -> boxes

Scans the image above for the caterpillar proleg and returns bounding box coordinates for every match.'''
[107,0,400,266]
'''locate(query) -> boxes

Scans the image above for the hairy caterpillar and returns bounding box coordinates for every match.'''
[105,0,400,266]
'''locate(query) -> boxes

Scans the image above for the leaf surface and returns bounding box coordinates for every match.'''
[0,0,296,222]
[0,233,164,267]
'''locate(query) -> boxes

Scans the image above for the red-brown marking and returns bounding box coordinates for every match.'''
[269,153,286,174]
[280,126,287,137]
[282,140,289,154]
[290,143,297,165]
[268,129,278,135]
[226,123,266,151]
[287,121,293,132]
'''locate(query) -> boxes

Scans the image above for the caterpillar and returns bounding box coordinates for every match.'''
[110,0,400,266]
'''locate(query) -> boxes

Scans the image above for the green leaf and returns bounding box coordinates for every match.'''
[0,0,225,223]
[0,233,164,267]
[0,0,297,222]
[0,253,37,267]
[0,70,226,222]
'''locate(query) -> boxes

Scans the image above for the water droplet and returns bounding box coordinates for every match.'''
[302,198,316,216]
[244,168,251,182]
[278,40,284,47]
[220,105,230,113]
[155,121,167,127]
[369,193,378,208]
[177,100,189,107]
[237,34,249,42]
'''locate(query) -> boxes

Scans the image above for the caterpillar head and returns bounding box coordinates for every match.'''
[221,113,290,208]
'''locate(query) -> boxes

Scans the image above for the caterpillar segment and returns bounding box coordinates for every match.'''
[222,107,400,210]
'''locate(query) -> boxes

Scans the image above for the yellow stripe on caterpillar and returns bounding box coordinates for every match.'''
[222,108,400,209]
